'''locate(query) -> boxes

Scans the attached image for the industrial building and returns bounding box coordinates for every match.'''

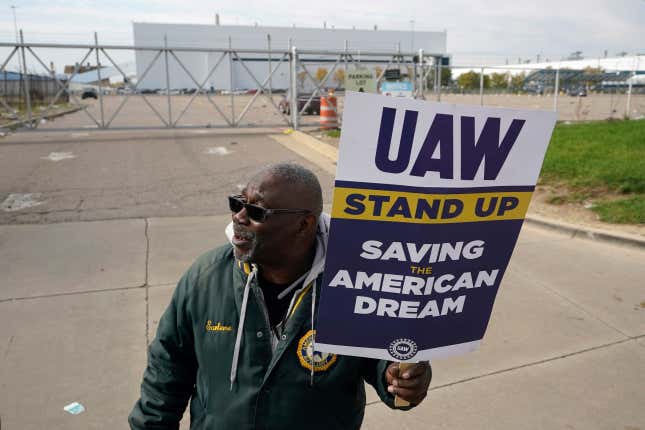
[0,71,68,107]
[132,23,447,90]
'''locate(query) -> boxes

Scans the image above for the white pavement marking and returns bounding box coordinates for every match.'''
[1,193,46,212]
[41,152,76,162]
[70,133,89,137]
[205,146,232,155]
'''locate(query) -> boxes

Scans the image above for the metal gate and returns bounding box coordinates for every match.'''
[0,32,444,132]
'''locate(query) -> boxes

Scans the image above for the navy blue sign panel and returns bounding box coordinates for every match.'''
[316,217,523,361]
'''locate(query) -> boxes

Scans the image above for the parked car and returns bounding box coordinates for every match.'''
[81,88,98,99]
[522,84,544,95]
[567,87,587,97]
[157,89,181,95]
[117,87,135,95]
[278,92,321,115]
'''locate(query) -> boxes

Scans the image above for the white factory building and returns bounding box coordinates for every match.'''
[132,23,448,90]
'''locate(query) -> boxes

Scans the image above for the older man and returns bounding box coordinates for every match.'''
[129,163,431,429]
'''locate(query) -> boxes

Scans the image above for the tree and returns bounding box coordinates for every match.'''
[425,67,452,87]
[490,72,509,89]
[581,66,603,89]
[457,71,489,90]
[509,72,526,91]
[315,67,328,83]
[440,67,452,86]
[374,66,383,79]
[334,68,345,86]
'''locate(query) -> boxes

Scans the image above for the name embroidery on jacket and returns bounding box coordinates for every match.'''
[297,329,337,372]
[205,320,233,332]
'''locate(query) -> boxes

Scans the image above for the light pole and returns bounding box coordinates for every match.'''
[11,5,19,41]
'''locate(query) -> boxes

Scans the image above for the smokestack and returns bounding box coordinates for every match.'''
[215,13,220,26]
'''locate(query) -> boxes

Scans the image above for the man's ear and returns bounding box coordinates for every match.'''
[298,214,317,235]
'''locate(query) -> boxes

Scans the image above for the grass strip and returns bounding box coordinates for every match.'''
[539,119,644,224]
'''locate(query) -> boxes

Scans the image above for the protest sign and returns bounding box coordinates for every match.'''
[315,92,557,362]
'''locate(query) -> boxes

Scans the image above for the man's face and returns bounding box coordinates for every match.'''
[230,174,305,266]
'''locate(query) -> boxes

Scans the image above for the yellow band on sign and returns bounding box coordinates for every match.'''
[331,187,532,224]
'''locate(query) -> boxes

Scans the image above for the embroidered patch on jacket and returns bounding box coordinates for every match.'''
[297,329,337,372]
[205,320,233,332]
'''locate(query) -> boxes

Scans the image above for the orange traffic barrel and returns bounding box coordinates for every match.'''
[320,93,338,130]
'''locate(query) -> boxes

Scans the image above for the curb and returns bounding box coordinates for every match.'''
[292,130,644,250]
[524,215,645,249]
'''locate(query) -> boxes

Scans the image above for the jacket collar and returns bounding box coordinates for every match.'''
[226,213,331,288]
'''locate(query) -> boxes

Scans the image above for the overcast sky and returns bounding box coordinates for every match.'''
[1,0,643,69]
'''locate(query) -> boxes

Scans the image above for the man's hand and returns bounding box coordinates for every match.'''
[385,362,432,405]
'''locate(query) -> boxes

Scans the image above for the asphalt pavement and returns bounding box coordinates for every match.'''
[0,129,643,429]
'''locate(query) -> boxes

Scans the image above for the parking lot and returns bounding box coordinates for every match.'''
[34,93,324,130]
[4,91,641,132]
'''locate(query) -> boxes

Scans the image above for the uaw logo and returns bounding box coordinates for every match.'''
[388,338,418,360]
[297,329,337,372]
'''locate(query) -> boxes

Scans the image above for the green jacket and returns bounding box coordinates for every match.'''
[129,244,411,429]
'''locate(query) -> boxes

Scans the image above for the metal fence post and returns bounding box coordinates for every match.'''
[228,36,235,126]
[437,57,442,102]
[434,57,440,100]
[418,48,424,100]
[267,34,272,101]
[344,39,349,90]
[94,32,105,128]
[553,68,560,112]
[19,30,33,127]
[164,35,172,127]
[625,58,636,119]
[479,67,484,106]
[290,46,299,130]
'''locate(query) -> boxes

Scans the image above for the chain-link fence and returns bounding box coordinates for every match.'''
[434,65,643,121]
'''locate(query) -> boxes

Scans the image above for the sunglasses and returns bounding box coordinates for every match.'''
[228,194,312,223]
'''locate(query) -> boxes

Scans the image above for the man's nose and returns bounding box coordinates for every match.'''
[232,206,250,225]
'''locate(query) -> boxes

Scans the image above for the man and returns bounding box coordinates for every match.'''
[129,163,431,429]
